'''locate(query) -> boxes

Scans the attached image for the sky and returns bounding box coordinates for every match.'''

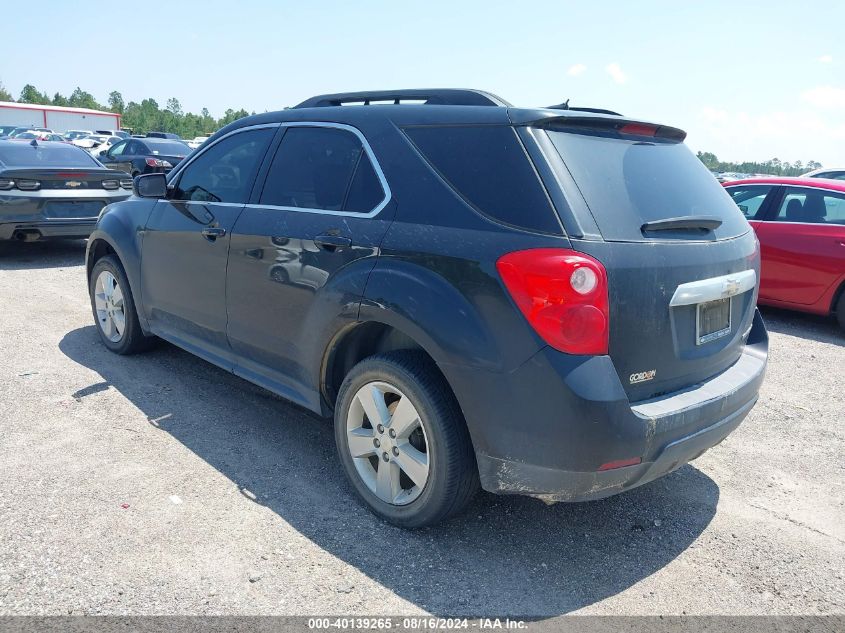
[2,0,844,165]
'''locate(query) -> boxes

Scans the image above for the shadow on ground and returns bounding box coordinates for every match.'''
[0,239,87,270]
[60,325,719,617]
[759,306,843,347]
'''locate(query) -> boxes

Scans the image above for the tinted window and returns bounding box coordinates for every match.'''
[0,143,99,168]
[173,128,273,203]
[405,125,559,234]
[726,185,773,220]
[774,188,845,225]
[812,171,845,181]
[144,139,189,155]
[547,130,749,242]
[259,126,384,213]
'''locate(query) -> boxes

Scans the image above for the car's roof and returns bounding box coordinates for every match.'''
[724,177,845,193]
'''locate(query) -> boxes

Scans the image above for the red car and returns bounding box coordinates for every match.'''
[724,177,845,329]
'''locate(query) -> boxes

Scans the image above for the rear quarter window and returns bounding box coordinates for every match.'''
[404,125,561,234]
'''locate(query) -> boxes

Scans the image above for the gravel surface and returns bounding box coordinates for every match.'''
[0,240,843,617]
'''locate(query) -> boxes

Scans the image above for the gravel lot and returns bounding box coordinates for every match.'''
[0,239,843,617]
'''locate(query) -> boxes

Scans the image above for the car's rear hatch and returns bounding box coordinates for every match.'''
[531,116,759,401]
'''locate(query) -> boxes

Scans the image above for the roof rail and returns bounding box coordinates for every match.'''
[294,89,512,109]
[547,100,622,116]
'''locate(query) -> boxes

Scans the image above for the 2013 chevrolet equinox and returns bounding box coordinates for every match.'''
[85,89,768,527]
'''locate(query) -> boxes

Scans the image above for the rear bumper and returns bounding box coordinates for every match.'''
[0,218,98,240]
[443,309,768,501]
[0,192,127,240]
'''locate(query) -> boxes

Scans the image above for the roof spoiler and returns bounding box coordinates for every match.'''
[295,89,512,108]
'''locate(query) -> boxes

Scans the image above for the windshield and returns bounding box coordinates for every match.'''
[144,139,189,155]
[0,143,100,168]
[546,129,749,242]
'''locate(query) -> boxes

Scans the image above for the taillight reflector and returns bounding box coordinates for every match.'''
[598,457,642,471]
[496,248,609,355]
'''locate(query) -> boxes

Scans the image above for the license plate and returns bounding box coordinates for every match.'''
[696,298,731,345]
[43,201,105,219]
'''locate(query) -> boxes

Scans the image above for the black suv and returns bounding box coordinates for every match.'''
[85,89,768,527]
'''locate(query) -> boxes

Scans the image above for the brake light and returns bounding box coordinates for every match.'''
[496,248,609,355]
[619,123,658,137]
[145,158,173,168]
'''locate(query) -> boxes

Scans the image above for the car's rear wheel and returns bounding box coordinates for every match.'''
[89,255,154,354]
[334,351,478,528]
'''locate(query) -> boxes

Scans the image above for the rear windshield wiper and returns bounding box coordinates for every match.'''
[641,215,723,233]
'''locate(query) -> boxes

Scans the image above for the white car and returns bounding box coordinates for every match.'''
[63,130,94,141]
[802,167,845,180]
[185,135,211,149]
[72,135,122,156]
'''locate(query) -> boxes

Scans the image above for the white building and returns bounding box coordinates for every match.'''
[0,101,122,133]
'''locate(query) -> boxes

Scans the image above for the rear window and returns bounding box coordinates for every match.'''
[546,130,749,241]
[0,143,99,168]
[404,125,561,234]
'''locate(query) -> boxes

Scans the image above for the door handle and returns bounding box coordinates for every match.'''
[314,234,352,251]
[201,227,226,241]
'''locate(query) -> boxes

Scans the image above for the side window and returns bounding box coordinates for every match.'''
[774,188,845,224]
[259,126,384,213]
[124,141,142,155]
[726,185,772,220]
[109,140,127,157]
[404,125,560,234]
[173,128,274,203]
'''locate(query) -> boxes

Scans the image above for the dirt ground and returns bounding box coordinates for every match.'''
[0,240,842,617]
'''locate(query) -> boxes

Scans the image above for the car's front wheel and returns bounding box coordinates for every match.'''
[89,255,154,354]
[334,351,479,528]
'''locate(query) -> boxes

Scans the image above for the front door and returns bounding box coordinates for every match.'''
[225,124,394,407]
[140,125,277,368]
[755,186,845,306]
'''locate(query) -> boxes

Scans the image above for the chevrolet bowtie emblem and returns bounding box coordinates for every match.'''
[723,278,741,296]
[65,181,82,188]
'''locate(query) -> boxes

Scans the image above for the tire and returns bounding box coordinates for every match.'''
[88,255,155,354]
[334,351,479,528]
[836,291,845,331]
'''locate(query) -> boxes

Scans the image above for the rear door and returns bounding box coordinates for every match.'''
[225,123,394,405]
[538,122,759,401]
[140,126,276,368]
[754,186,845,307]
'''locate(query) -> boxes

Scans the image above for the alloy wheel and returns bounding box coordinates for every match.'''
[345,381,430,505]
[94,270,126,343]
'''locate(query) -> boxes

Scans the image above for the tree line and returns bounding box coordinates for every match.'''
[696,152,821,176]
[0,80,250,139]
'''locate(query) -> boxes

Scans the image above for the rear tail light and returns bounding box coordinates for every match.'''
[598,457,642,471]
[101,179,119,190]
[119,178,134,189]
[145,158,173,168]
[496,248,609,355]
[0,178,14,191]
[15,179,41,191]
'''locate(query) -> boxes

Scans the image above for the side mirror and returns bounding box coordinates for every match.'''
[134,173,168,198]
